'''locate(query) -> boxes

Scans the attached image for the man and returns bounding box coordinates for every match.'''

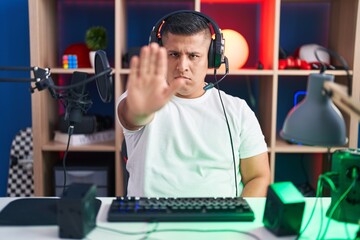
[117,11,270,197]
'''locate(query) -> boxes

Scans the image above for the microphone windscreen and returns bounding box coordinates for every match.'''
[95,50,113,103]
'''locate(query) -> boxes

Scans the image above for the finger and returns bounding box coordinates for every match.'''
[148,43,159,75]
[139,45,150,80]
[163,77,186,99]
[155,46,167,78]
[128,55,139,88]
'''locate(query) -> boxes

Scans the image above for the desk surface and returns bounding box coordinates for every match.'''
[0,197,358,240]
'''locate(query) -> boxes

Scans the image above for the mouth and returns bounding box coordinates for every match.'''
[175,76,191,81]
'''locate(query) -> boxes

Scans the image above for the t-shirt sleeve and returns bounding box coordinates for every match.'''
[116,91,144,134]
[238,101,268,159]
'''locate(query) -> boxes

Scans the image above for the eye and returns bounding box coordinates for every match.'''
[189,53,200,60]
[169,52,179,58]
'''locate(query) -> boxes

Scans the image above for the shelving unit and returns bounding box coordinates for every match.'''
[28,0,359,196]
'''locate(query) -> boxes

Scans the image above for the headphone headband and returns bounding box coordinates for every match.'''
[149,10,225,69]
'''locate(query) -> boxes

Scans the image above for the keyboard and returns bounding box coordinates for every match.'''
[107,197,255,222]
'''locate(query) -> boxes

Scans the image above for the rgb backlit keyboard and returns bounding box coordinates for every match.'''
[107,197,255,222]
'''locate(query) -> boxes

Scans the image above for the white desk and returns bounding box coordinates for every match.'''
[0,197,358,240]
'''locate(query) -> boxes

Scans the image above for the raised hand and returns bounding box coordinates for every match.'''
[120,43,184,128]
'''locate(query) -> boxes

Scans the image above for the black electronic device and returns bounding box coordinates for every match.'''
[57,183,97,239]
[107,197,254,222]
[326,148,360,224]
[149,10,225,69]
[53,156,115,197]
[263,182,305,236]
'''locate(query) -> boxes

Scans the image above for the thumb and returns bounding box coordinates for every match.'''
[164,78,186,97]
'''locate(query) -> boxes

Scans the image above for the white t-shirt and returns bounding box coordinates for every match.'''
[116,88,268,197]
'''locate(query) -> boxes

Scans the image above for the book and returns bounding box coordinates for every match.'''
[54,129,115,146]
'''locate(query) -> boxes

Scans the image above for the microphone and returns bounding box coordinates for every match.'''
[95,50,113,103]
[64,71,92,126]
[203,56,229,91]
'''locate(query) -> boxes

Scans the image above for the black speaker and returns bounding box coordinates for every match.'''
[149,10,225,69]
[263,181,305,236]
[57,183,97,239]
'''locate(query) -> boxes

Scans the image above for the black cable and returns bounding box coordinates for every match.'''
[314,47,352,96]
[96,223,159,236]
[317,181,325,239]
[49,68,112,91]
[147,228,261,240]
[61,125,74,196]
[296,171,339,239]
[320,173,358,239]
[295,196,320,240]
[96,224,261,240]
[326,148,332,172]
[245,76,256,110]
[213,69,238,197]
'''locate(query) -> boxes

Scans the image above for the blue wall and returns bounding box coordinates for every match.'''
[0,0,31,196]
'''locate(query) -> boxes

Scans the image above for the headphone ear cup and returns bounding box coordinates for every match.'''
[209,37,224,69]
[208,39,215,69]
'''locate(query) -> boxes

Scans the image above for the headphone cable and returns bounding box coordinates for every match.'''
[213,69,238,197]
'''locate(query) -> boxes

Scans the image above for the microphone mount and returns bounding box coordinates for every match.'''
[0,63,113,101]
[0,53,114,124]
[0,66,59,99]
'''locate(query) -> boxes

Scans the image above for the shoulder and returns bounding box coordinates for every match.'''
[209,88,250,111]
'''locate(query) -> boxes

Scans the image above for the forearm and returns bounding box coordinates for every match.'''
[117,98,154,130]
[241,176,270,197]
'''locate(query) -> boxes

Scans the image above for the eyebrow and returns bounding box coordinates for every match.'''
[168,50,202,55]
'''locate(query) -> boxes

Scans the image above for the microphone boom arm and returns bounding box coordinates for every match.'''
[0,66,58,98]
[1,50,114,105]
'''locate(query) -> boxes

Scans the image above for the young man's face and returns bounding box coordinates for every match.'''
[162,31,211,98]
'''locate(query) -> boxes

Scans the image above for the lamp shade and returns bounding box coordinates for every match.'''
[280,73,347,147]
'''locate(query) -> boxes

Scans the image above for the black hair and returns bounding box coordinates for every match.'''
[161,12,212,38]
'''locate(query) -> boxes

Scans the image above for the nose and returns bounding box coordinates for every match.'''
[177,55,189,72]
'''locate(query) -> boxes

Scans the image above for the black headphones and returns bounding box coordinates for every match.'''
[149,10,225,69]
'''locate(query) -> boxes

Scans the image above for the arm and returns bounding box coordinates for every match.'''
[117,43,185,130]
[240,152,271,197]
